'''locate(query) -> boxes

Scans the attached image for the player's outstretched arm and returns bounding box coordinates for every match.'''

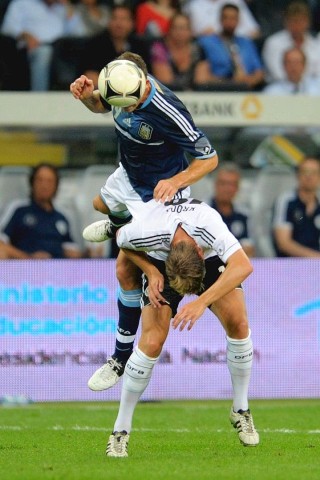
[70,75,107,113]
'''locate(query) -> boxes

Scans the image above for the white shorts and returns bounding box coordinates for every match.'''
[100,163,190,219]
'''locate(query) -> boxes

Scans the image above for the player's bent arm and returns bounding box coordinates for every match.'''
[173,154,219,189]
[80,90,108,114]
[154,154,218,201]
[199,249,253,307]
[274,226,320,258]
[120,248,167,307]
[172,249,253,331]
[70,75,108,113]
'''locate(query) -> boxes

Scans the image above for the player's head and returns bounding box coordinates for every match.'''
[165,241,205,295]
[296,157,320,193]
[115,52,150,112]
[29,163,60,201]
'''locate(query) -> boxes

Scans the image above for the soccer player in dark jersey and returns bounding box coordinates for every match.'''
[70,52,218,391]
[104,198,259,456]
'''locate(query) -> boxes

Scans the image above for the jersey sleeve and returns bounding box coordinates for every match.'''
[150,92,216,159]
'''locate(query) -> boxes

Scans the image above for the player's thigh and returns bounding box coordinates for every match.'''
[210,288,249,339]
[138,304,172,357]
[116,249,142,288]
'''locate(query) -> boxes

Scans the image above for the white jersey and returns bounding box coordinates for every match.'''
[117,198,241,263]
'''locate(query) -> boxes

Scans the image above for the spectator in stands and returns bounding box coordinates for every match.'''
[209,162,255,257]
[67,0,111,37]
[0,0,78,91]
[184,0,261,39]
[198,3,264,90]
[262,1,320,82]
[264,47,320,94]
[272,157,320,257]
[135,0,180,39]
[82,4,151,88]
[0,163,82,259]
[150,13,215,90]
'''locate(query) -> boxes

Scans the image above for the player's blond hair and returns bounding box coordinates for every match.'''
[165,242,205,295]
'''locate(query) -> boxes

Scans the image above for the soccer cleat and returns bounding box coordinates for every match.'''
[82,219,115,242]
[106,431,130,458]
[87,356,125,391]
[229,408,259,446]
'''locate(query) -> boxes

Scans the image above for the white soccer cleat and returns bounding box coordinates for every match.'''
[88,357,125,391]
[82,219,114,242]
[106,431,130,457]
[229,408,259,446]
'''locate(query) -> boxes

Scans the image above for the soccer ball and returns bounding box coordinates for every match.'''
[98,60,146,108]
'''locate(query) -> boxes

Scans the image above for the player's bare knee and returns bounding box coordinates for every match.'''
[226,316,249,339]
[116,256,141,289]
[141,334,164,358]
[92,195,109,214]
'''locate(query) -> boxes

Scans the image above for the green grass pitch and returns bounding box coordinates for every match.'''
[1,399,319,480]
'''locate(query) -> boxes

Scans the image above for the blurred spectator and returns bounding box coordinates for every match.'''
[67,0,111,37]
[150,13,214,90]
[272,157,320,257]
[0,0,78,91]
[209,162,255,257]
[262,1,320,82]
[184,0,261,39]
[246,0,291,38]
[50,0,114,89]
[198,3,264,90]
[264,47,320,94]
[82,4,151,88]
[135,0,180,39]
[0,163,82,259]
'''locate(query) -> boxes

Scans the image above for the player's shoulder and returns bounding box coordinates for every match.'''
[147,76,188,114]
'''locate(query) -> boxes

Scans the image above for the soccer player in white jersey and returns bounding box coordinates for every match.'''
[70,52,218,390]
[104,198,259,457]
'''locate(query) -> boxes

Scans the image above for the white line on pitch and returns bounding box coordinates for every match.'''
[0,425,320,434]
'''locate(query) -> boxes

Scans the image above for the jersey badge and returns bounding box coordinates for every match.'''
[138,122,153,140]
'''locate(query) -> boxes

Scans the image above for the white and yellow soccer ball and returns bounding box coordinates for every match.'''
[98,59,146,108]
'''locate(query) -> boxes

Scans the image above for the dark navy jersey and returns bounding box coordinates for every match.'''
[101,76,216,201]
[210,199,250,244]
[0,199,75,258]
[272,190,320,256]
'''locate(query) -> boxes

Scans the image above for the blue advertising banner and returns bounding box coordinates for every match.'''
[0,259,319,401]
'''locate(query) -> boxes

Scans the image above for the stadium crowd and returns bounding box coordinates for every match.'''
[1,0,320,93]
[0,0,320,260]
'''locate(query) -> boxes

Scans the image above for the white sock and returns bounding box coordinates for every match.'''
[227,330,253,412]
[113,347,159,433]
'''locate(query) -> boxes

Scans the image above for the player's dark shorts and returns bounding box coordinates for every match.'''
[141,255,243,316]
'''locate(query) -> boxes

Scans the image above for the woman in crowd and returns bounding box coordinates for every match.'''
[135,0,180,39]
[150,12,214,90]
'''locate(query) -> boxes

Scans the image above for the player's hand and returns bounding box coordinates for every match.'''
[147,271,167,308]
[70,75,94,100]
[154,179,179,203]
[172,298,207,331]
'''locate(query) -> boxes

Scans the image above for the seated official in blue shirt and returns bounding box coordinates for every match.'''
[209,162,255,257]
[272,157,320,257]
[0,163,82,259]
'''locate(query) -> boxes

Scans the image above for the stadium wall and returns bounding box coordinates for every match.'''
[1,258,319,401]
